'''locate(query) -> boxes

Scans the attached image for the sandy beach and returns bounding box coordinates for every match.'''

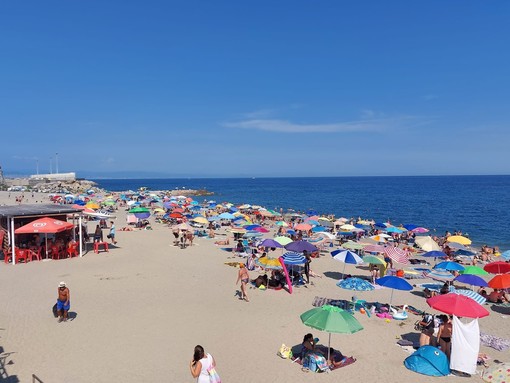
[1,191,509,382]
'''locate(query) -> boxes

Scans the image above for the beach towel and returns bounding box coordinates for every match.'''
[480,332,510,352]
[450,315,479,375]
[396,305,425,316]
[312,296,349,309]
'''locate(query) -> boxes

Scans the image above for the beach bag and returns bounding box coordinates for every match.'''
[206,354,221,383]
[277,344,292,359]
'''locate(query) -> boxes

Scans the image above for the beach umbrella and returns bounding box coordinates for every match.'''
[300,305,363,362]
[274,236,292,246]
[424,269,455,282]
[337,277,374,291]
[375,276,412,306]
[501,250,510,261]
[275,221,288,227]
[255,257,282,270]
[484,262,510,274]
[340,224,356,231]
[447,235,472,246]
[386,227,404,234]
[403,224,418,231]
[230,227,247,234]
[314,232,336,240]
[370,234,390,242]
[415,236,441,252]
[281,252,306,265]
[192,217,209,225]
[331,249,364,276]
[455,274,488,288]
[259,239,284,249]
[218,212,236,220]
[454,249,476,256]
[421,251,447,258]
[488,274,510,289]
[243,224,261,230]
[460,265,489,276]
[86,201,100,209]
[285,240,318,253]
[411,227,429,234]
[342,241,364,250]
[294,223,312,231]
[128,207,150,214]
[252,227,269,233]
[427,293,489,318]
[337,231,354,237]
[384,247,410,265]
[434,261,465,272]
[454,289,487,305]
[363,244,385,254]
[363,255,386,265]
[447,242,468,250]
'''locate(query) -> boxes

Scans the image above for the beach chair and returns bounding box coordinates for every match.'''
[28,248,42,262]
[67,243,79,258]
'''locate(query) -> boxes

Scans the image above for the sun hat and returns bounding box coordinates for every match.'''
[59,281,66,287]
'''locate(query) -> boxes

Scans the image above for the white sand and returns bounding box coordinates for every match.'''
[0,191,508,382]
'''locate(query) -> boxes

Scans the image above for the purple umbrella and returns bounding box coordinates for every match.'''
[259,239,284,248]
[284,240,318,253]
[455,274,488,287]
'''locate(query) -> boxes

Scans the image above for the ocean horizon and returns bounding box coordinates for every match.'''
[91,175,510,252]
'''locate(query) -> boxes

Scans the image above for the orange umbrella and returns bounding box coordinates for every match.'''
[488,274,510,289]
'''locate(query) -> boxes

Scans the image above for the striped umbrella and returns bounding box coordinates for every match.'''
[331,249,364,276]
[424,268,455,282]
[384,247,410,265]
[281,252,306,265]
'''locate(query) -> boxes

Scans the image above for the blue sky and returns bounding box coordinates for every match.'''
[1,1,509,178]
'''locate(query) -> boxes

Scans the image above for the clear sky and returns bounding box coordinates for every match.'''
[1,1,509,178]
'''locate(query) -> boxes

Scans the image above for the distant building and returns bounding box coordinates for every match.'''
[29,172,76,186]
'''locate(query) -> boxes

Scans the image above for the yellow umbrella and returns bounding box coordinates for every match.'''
[447,235,472,245]
[193,217,209,224]
[153,208,165,213]
[230,227,247,234]
[86,201,100,209]
[255,257,282,270]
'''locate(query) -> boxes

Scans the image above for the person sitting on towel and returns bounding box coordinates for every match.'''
[328,348,349,368]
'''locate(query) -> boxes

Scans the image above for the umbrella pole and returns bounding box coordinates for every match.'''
[327,332,331,365]
[389,289,394,309]
[45,234,48,259]
[342,263,346,278]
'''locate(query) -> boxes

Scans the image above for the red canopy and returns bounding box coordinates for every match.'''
[488,274,510,289]
[427,293,489,318]
[15,217,74,234]
[484,261,510,274]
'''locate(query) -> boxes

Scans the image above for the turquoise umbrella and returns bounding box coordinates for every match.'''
[300,305,363,362]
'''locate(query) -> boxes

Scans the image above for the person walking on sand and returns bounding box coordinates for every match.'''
[236,263,250,302]
[189,345,220,383]
[108,221,117,244]
[56,281,70,322]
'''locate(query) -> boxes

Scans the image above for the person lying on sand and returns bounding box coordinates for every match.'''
[214,238,229,246]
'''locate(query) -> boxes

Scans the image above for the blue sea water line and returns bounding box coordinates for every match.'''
[91,175,510,251]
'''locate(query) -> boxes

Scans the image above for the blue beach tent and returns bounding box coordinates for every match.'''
[404,346,450,377]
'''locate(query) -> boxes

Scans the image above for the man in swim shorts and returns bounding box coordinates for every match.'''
[56,281,71,323]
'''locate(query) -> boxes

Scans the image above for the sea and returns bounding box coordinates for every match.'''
[91,175,510,251]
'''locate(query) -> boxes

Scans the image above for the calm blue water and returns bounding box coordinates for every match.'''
[91,176,510,251]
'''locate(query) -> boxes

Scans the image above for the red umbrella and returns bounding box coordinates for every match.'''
[169,212,183,218]
[484,261,510,274]
[488,274,510,289]
[426,293,489,318]
[15,217,74,234]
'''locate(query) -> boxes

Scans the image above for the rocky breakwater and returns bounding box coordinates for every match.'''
[32,179,104,195]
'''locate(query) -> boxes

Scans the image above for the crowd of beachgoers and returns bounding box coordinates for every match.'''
[1,188,510,382]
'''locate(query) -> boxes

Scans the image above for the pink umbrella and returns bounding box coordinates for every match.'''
[295,223,312,231]
[427,293,489,318]
[411,227,429,233]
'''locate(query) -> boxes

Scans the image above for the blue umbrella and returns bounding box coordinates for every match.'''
[502,250,510,260]
[403,224,418,231]
[218,212,236,219]
[259,239,284,248]
[311,226,327,232]
[374,222,387,228]
[285,240,318,253]
[424,268,455,282]
[336,231,353,236]
[281,252,306,265]
[337,277,374,291]
[306,210,318,216]
[421,250,447,258]
[386,227,404,233]
[375,276,413,306]
[455,249,476,256]
[244,224,262,230]
[434,261,465,272]
[455,274,488,287]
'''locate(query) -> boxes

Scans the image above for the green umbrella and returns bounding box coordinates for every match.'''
[300,305,363,362]
[102,200,116,206]
[128,207,150,213]
[274,236,292,246]
[460,265,489,276]
[363,255,386,265]
[342,241,364,250]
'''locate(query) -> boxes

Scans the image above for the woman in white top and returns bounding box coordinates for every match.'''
[189,345,216,383]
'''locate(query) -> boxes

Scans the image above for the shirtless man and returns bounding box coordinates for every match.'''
[56,281,71,322]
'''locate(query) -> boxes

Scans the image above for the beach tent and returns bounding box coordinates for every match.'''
[404,346,450,377]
